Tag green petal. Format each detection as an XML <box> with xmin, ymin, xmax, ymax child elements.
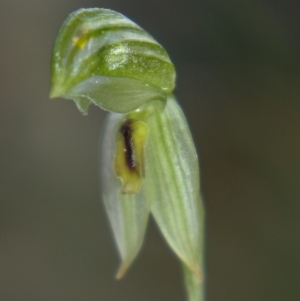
<box><xmin>101</xmin><ymin>112</ymin><xmax>151</xmax><ymax>278</ymax></box>
<box><xmin>59</xmin><ymin>75</ymin><xmax>166</xmax><ymax>115</ymax></box>
<box><xmin>146</xmin><ymin>96</ymin><xmax>205</xmax><ymax>279</ymax></box>
<box><xmin>50</xmin><ymin>8</ymin><xmax>175</xmax><ymax>114</ymax></box>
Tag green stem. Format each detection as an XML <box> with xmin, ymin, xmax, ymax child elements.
<box><xmin>182</xmin><ymin>262</ymin><xmax>205</xmax><ymax>301</ymax></box>
<box><xmin>182</xmin><ymin>212</ymin><xmax>205</xmax><ymax>301</ymax></box>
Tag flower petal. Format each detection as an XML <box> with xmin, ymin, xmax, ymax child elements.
<box><xmin>60</xmin><ymin>75</ymin><xmax>166</xmax><ymax>115</ymax></box>
<box><xmin>50</xmin><ymin>8</ymin><xmax>175</xmax><ymax>114</ymax></box>
<box><xmin>101</xmin><ymin>112</ymin><xmax>151</xmax><ymax>278</ymax></box>
<box><xmin>146</xmin><ymin>96</ymin><xmax>205</xmax><ymax>278</ymax></box>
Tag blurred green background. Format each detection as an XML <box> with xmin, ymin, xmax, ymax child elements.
<box><xmin>1</xmin><ymin>0</ymin><xmax>300</xmax><ymax>300</ymax></box>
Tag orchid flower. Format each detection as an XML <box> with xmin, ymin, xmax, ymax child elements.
<box><xmin>50</xmin><ymin>8</ymin><xmax>205</xmax><ymax>301</ymax></box>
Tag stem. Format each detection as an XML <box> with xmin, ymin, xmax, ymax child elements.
<box><xmin>182</xmin><ymin>262</ymin><xmax>205</xmax><ymax>301</ymax></box>
<box><xmin>182</xmin><ymin>210</ymin><xmax>205</xmax><ymax>301</ymax></box>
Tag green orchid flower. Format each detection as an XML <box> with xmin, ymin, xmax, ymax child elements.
<box><xmin>50</xmin><ymin>8</ymin><xmax>205</xmax><ymax>301</ymax></box>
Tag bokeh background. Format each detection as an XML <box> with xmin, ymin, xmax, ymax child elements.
<box><xmin>1</xmin><ymin>0</ymin><xmax>300</xmax><ymax>300</ymax></box>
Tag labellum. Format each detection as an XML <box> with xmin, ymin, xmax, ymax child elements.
<box><xmin>114</xmin><ymin>118</ymin><xmax>149</xmax><ymax>194</ymax></box>
<box><xmin>50</xmin><ymin>8</ymin><xmax>205</xmax><ymax>301</ymax></box>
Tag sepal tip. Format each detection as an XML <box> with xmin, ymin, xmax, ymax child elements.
<box><xmin>115</xmin><ymin>262</ymin><xmax>130</xmax><ymax>280</ymax></box>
